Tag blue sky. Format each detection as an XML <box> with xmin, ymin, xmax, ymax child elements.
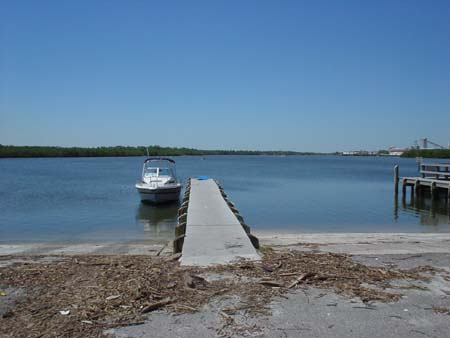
<box><xmin>1</xmin><ymin>0</ymin><xmax>449</xmax><ymax>152</ymax></box>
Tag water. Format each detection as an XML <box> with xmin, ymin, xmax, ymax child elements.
<box><xmin>0</xmin><ymin>156</ymin><xmax>449</xmax><ymax>243</ymax></box>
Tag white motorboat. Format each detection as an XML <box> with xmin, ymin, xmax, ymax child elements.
<box><xmin>135</xmin><ymin>158</ymin><xmax>182</xmax><ymax>204</ymax></box>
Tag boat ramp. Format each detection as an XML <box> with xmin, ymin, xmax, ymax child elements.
<box><xmin>174</xmin><ymin>178</ymin><xmax>260</xmax><ymax>266</ymax></box>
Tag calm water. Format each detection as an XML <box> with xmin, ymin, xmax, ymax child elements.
<box><xmin>0</xmin><ymin>156</ymin><xmax>449</xmax><ymax>243</ymax></box>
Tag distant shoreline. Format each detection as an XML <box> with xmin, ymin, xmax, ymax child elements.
<box><xmin>401</xmin><ymin>149</ymin><xmax>450</xmax><ymax>159</ymax></box>
<box><xmin>0</xmin><ymin>145</ymin><xmax>324</xmax><ymax>158</ymax></box>
<box><xmin>3</xmin><ymin>145</ymin><xmax>448</xmax><ymax>159</ymax></box>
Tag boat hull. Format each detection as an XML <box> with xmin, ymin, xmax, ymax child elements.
<box><xmin>136</xmin><ymin>184</ymin><xmax>182</xmax><ymax>204</ymax></box>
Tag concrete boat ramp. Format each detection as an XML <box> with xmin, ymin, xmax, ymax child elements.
<box><xmin>176</xmin><ymin>178</ymin><xmax>260</xmax><ymax>266</ymax></box>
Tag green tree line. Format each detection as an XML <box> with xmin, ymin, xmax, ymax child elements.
<box><xmin>401</xmin><ymin>149</ymin><xmax>450</xmax><ymax>159</ymax></box>
<box><xmin>0</xmin><ymin>145</ymin><xmax>318</xmax><ymax>158</ymax></box>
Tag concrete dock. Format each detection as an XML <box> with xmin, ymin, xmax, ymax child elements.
<box><xmin>179</xmin><ymin>178</ymin><xmax>260</xmax><ymax>266</ymax></box>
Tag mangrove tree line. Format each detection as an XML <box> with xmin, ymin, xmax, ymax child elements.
<box><xmin>0</xmin><ymin>145</ymin><xmax>317</xmax><ymax>158</ymax></box>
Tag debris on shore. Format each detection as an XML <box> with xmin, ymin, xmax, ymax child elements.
<box><xmin>0</xmin><ymin>250</ymin><xmax>445</xmax><ymax>337</ymax></box>
<box><xmin>433</xmin><ymin>306</ymin><xmax>450</xmax><ymax>315</ymax></box>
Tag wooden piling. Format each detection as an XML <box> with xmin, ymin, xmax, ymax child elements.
<box><xmin>431</xmin><ymin>182</ymin><xmax>436</xmax><ymax>199</ymax></box>
<box><xmin>393</xmin><ymin>195</ymin><xmax>398</xmax><ymax>220</ymax></box>
<box><xmin>394</xmin><ymin>165</ymin><xmax>399</xmax><ymax>197</ymax></box>
<box><xmin>414</xmin><ymin>180</ymin><xmax>420</xmax><ymax>195</ymax></box>
<box><xmin>173</xmin><ymin>234</ymin><xmax>185</xmax><ymax>253</ymax></box>
<box><xmin>175</xmin><ymin>222</ymin><xmax>186</xmax><ymax>237</ymax></box>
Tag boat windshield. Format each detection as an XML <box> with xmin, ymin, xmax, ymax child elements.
<box><xmin>142</xmin><ymin>159</ymin><xmax>177</xmax><ymax>181</ymax></box>
<box><xmin>143</xmin><ymin>167</ymin><xmax>158</xmax><ymax>177</ymax></box>
<box><xmin>158</xmin><ymin>168</ymin><xmax>172</xmax><ymax>177</ymax></box>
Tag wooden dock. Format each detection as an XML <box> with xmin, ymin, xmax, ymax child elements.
<box><xmin>174</xmin><ymin>178</ymin><xmax>260</xmax><ymax>266</ymax></box>
<box><xmin>419</xmin><ymin>162</ymin><xmax>450</xmax><ymax>180</ymax></box>
<box><xmin>395</xmin><ymin>163</ymin><xmax>450</xmax><ymax>201</ymax></box>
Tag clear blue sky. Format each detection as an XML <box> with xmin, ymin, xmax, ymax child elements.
<box><xmin>1</xmin><ymin>0</ymin><xmax>449</xmax><ymax>152</ymax></box>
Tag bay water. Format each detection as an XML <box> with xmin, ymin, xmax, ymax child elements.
<box><xmin>0</xmin><ymin>155</ymin><xmax>449</xmax><ymax>243</ymax></box>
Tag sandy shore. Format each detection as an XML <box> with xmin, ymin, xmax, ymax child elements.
<box><xmin>256</xmin><ymin>232</ymin><xmax>450</xmax><ymax>254</ymax></box>
<box><xmin>1</xmin><ymin>233</ymin><xmax>450</xmax><ymax>258</ymax></box>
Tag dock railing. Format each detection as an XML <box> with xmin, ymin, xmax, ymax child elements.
<box><xmin>420</xmin><ymin>163</ymin><xmax>450</xmax><ymax>180</ymax></box>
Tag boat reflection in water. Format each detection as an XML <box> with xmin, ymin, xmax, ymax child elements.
<box><xmin>394</xmin><ymin>192</ymin><xmax>450</xmax><ymax>230</ymax></box>
<box><xmin>135</xmin><ymin>201</ymin><xmax>179</xmax><ymax>241</ymax></box>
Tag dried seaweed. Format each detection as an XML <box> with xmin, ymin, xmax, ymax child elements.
<box><xmin>0</xmin><ymin>250</ymin><xmax>443</xmax><ymax>338</ymax></box>
<box><xmin>433</xmin><ymin>306</ymin><xmax>450</xmax><ymax>315</ymax></box>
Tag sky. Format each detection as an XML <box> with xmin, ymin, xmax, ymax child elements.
<box><xmin>1</xmin><ymin>0</ymin><xmax>449</xmax><ymax>152</ymax></box>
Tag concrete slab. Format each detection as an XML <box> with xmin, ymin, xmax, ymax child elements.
<box><xmin>181</xmin><ymin>225</ymin><xmax>260</xmax><ymax>266</ymax></box>
<box><xmin>180</xmin><ymin>179</ymin><xmax>259</xmax><ymax>266</ymax></box>
<box><xmin>187</xmin><ymin>179</ymin><xmax>240</xmax><ymax>226</ymax></box>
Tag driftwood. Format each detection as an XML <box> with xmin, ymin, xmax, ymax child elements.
<box><xmin>141</xmin><ymin>298</ymin><xmax>172</xmax><ymax>314</ymax></box>
<box><xmin>259</xmin><ymin>280</ymin><xmax>284</xmax><ymax>287</ymax></box>
<box><xmin>288</xmin><ymin>272</ymin><xmax>315</xmax><ymax>288</ymax></box>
